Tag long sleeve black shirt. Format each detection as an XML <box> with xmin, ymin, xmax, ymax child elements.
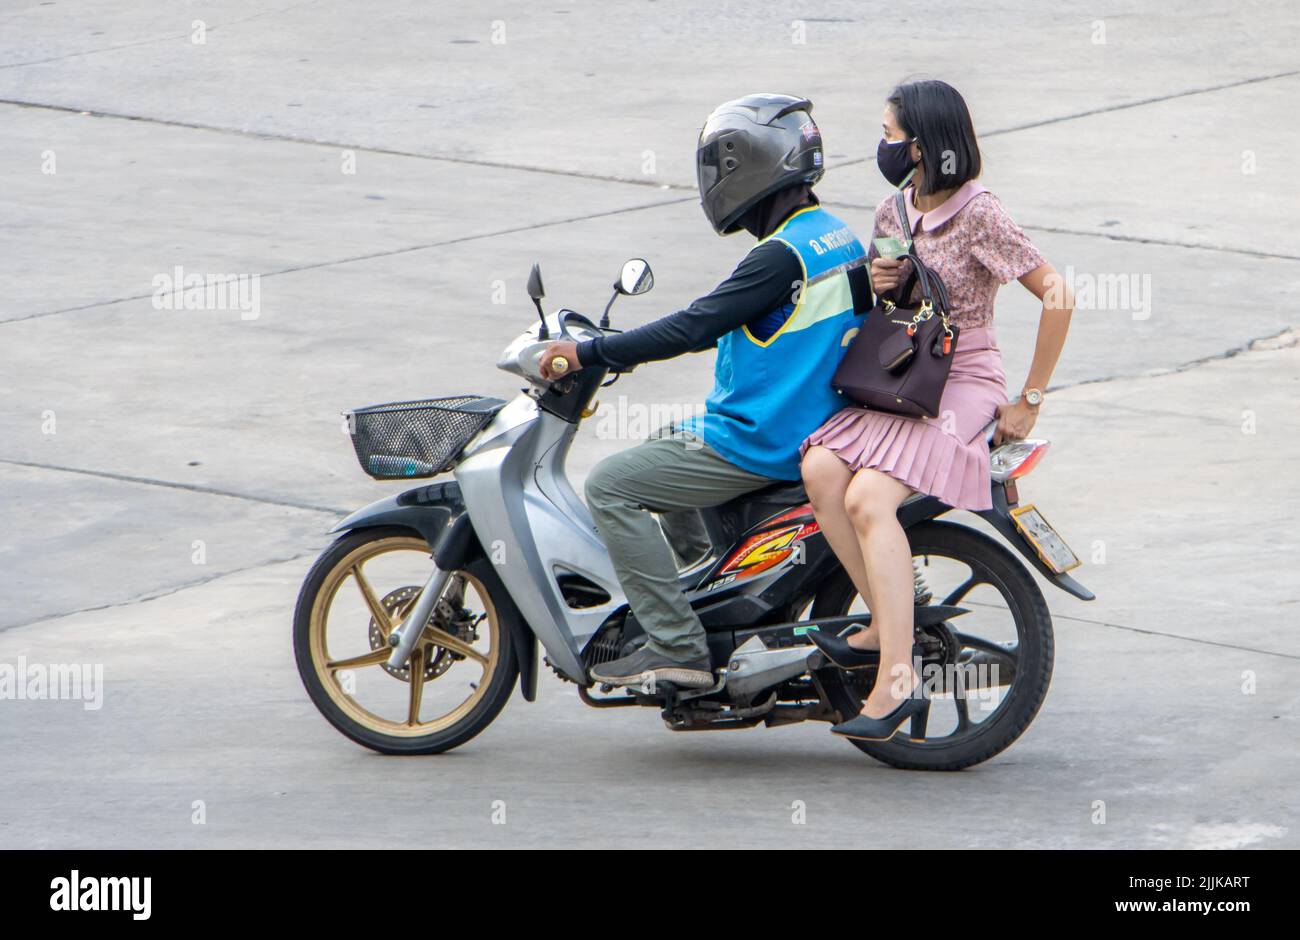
<box><xmin>575</xmin><ymin>240</ymin><xmax>804</xmax><ymax>371</ymax></box>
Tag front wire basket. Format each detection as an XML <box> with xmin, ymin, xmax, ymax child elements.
<box><xmin>345</xmin><ymin>395</ymin><xmax>505</xmax><ymax>480</ymax></box>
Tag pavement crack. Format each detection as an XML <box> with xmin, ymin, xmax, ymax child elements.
<box><xmin>0</xmin><ymin>97</ymin><xmax>694</xmax><ymax>192</ymax></box>
<box><xmin>820</xmin><ymin>201</ymin><xmax>1300</xmax><ymax>263</ymax></box>
<box><xmin>0</xmin><ymin>548</ymin><xmax>321</xmax><ymax>633</ymax></box>
<box><xmin>828</xmin><ymin>67</ymin><xmax>1300</xmax><ymax>171</ymax></box>
<box><xmin>1046</xmin><ymin>326</ymin><xmax>1299</xmax><ymax>394</ymax></box>
<box><xmin>981</xmin><ymin>68</ymin><xmax>1300</xmax><ymax>137</ymax></box>
<box><xmin>1</xmin><ymin>194</ymin><xmax>696</xmax><ymax>324</ymax></box>
<box><xmin>0</xmin><ymin>458</ymin><xmax>348</xmax><ymax>516</ymax></box>
<box><xmin>1016</xmin><ymin>224</ymin><xmax>1300</xmax><ymax>263</ymax></box>
<box><xmin>1055</xmin><ymin>612</ymin><xmax>1300</xmax><ymax>661</ymax></box>
<box><xmin>10</xmin><ymin>66</ymin><xmax>1294</xmax><ymax>195</ymax></box>
<box><xmin>0</xmin><ymin>1</ymin><xmax>320</xmax><ymax>71</ymax></box>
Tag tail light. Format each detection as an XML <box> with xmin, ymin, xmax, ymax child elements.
<box><xmin>990</xmin><ymin>439</ymin><xmax>1050</xmax><ymax>482</ymax></box>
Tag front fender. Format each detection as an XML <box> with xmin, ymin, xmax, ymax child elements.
<box><xmin>330</xmin><ymin>480</ymin><xmax>465</xmax><ymax>551</ymax></box>
<box><xmin>329</xmin><ymin>479</ymin><xmax>540</xmax><ymax>701</ymax></box>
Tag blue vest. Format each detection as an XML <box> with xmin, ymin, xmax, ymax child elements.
<box><xmin>681</xmin><ymin>206</ymin><xmax>868</xmax><ymax>480</ymax></box>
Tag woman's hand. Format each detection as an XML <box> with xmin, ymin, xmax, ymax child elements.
<box><xmin>870</xmin><ymin>257</ymin><xmax>905</xmax><ymax>293</ymax></box>
<box><xmin>994</xmin><ymin>399</ymin><xmax>1038</xmax><ymax>444</ymax></box>
<box><xmin>539</xmin><ymin>340</ymin><xmax>581</xmax><ymax>380</ymax></box>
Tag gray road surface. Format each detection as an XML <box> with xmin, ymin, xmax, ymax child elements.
<box><xmin>0</xmin><ymin>1</ymin><xmax>1297</xmax><ymax>848</ymax></box>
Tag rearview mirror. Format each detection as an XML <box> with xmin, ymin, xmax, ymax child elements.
<box><xmin>526</xmin><ymin>263</ymin><xmax>549</xmax><ymax>338</ymax></box>
<box><xmin>616</xmin><ymin>258</ymin><xmax>653</xmax><ymax>296</ymax></box>
<box><xmin>527</xmin><ymin>263</ymin><xmax>545</xmax><ymax>302</ymax></box>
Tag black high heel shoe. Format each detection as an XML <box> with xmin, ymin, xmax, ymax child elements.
<box><xmin>830</xmin><ymin>690</ymin><xmax>929</xmax><ymax>742</ymax></box>
<box><xmin>808</xmin><ymin>606</ymin><xmax>970</xmax><ymax>671</ymax></box>
<box><xmin>806</xmin><ymin>624</ymin><xmax>879</xmax><ymax>670</ymax></box>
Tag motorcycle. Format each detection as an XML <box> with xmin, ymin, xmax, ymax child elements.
<box><xmin>293</xmin><ymin>258</ymin><xmax>1093</xmax><ymax>770</ymax></box>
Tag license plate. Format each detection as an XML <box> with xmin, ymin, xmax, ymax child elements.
<box><xmin>1010</xmin><ymin>504</ymin><xmax>1080</xmax><ymax>574</ymax></box>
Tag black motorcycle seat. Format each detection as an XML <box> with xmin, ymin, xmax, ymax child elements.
<box><xmin>733</xmin><ymin>479</ymin><xmax>927</xmax><ymax>512</ymax></box>
<box><xmin>743</xmin><ymin>480</ymin><xmax>809</xmax><ymax>507</ymax></box>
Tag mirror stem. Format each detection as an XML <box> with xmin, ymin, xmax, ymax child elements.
<box><xmin>600</xmin><ymin>288</ymin><xmax>618</xmax><ymax>329</ymax></box>
<box><xmin>533</xmin><ymin>298</ymin><xmax>549</xmax><ymax>339</ymax></box>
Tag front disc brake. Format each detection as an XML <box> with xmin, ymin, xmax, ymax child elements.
<box><xmin>367</xmin><ymin>586</ymin><xmax>455</xmax><ymax>683</ymax></box>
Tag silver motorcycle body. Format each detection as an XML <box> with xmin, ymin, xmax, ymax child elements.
<box><xmin>453</xmin><ymin>310</ymin><xmax>627</xmax><ymax>682</ymax></box>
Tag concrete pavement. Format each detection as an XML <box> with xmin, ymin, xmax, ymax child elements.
<box><xmin>1</xmin><ymin>0</ymin><xmax>1297</xmax><ymax>848</ymax></box>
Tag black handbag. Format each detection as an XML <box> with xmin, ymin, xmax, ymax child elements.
<box><xmin>831</xmin><ymin>190</ymin><xmax>959</xmax><ymax>419</ymax></box>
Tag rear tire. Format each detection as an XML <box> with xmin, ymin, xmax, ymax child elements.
<box><xmin>814</xmin><ymin>521</ymin><xmax>1054</xmax><ymax>771</ymax></box>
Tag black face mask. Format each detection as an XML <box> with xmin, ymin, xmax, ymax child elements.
<box><xmin>876</xmin><ymin>137</ymin><xmax>917</xmax><ymax>188</ymax></box>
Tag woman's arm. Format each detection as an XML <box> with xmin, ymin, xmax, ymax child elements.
<box><xmin>994</xmin><ymin>261</ymin><xmax>1073</xmax><ymax>444</ymax></box>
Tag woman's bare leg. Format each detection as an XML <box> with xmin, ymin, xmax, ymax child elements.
<box><xmin>800</xmin><ymin>446</ymin><xmax>879</xmax><ymax>650</ymax></box>
<box><xmin>844</xmin><ymin>468</ymin><xmax>919</xmax><ymax>718</ymax></box>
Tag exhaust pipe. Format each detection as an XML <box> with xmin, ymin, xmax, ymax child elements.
<box><xmin>724</xmin><ymin>635</ymin><xmax>824</xmax><ymax>703</ymax></box>
<box><xmin>719</xmin><ymin>605</ymin><xmax>970</xmax><ymax>703</ymax></box>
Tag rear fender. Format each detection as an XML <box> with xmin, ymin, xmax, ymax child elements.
<box><xmin>898</xmin><ymin>488</ymin><xmax>1093</xmax><ymax>601</ymax></box>
<box><xmin>976</xmin><ymin>486</ymin><xmax>1094</xmax><ymax>601</ymax></box>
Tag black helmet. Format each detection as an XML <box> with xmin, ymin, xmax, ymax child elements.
<box><xmin>696</xmin><ymin>93</ymin><xmax>825</xmax><ymax>235</ymax></box>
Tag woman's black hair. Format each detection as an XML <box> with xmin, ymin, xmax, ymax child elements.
<box><xmin>887</xmin><ymin>80</ymin><xmax>981</xmax><ymax>196</ymax></box>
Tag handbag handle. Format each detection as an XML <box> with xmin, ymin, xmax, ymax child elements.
<box><xmin>889</xmin><ymin>190</ymin><xmax>937</xmax><ymax>309</ymax></box>
<box><xmin>890</xmin><ymin>190</ymin><xmax>952</xmax><ymax>331</ymax></box>
<box><xmin>890</xmin><ymin>190</ymin><xmax>919</xmax><ymax>304</ymax></box>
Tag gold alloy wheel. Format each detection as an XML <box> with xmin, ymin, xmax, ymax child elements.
<box><xmin>308</xmin><ymin>534</ymin><xmax>501</xmax><ymax>737</ymax></box>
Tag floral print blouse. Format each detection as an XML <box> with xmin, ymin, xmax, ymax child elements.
<box><xmin>870</xmin><ymin>181</ymin><xmax>1046</xmax><ymax>330</ymax></box>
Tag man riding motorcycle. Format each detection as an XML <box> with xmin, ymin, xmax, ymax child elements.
<box><xmin>540</xmin><ymin>93</ymin><xmax>871</xmax><ymax>690</ymax></box>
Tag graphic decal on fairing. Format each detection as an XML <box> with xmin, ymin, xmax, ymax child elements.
<box><xmin>715</xmin><ymin>506</ymin><xmax>821</xmax><ymax>580</ymax></box>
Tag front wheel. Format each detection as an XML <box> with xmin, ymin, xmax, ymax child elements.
<box><xmin>293</xmin><ymin>526</ymin><xmax>519</xmax><ymax>754</ymax></box>
<box><xmin>814</xmin><ymin>520</ymin><xmax>1054</xmax><ymax>771</ymax></box>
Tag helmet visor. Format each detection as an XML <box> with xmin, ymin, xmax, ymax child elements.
<box><xmin>697</xmin><ymin>139</ymin><xmax>721</xmax><ymax>195</ymax></box>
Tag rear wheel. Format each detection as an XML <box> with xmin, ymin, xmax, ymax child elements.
<box><xmin>293</xmin><ymin>527</ymin><xmax>519</xmax><ymax>754</ymax></box>
<box><xmin>813</xmin><ymin>520</ymin><xmax>1053</xmax><ymax>771</ymax></box>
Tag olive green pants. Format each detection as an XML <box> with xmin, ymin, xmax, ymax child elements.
<box><xmin>583</xmin><ymin>429</ymin><xmax>773</xmax><ymax>661</ymax></box>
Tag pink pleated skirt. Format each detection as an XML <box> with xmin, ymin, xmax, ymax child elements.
<box><xmin>801</xmin><ymin>327</ymin><xmax>1006</xmax><ymax>511</ymax></box>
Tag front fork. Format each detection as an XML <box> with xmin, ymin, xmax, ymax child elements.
<box><xmin>385</xmin><ymin>567</ymin><xmax>454</xmax><ymax>668</ymax></box>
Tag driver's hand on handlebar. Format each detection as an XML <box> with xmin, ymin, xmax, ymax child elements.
<box><xmin>539</xmin><ymin>340</ymin><xmax>581</xmax><ymax>381</ymax></box>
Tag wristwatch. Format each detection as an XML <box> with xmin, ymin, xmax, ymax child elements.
<box><xmin>1023</xmin><ymin>387</ymin><xmax>1044</xmax><ymax>408</ymax></box>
